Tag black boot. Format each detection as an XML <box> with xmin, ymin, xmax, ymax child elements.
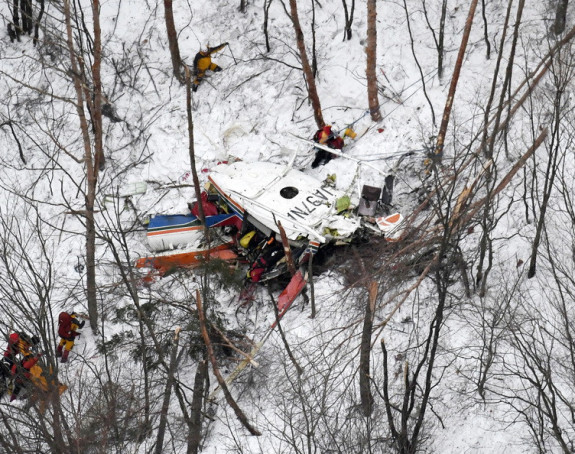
<box><xmin>311</xmin><ymin>149</ymin><xmax>327</xmax><ymax>168</ymax></box>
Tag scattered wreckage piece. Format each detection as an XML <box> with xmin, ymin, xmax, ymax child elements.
<box><xmin>135</xmin><ymin>212</ymin><xmax>240</xmax><ymax>280</ymax></box>
<box><xmin>135</xmin><ymin>244</ymin><xmax>238</xmax><ymax>281</ymax></box>
<box><xmin>375</xmin><ymin>212</ymin><xmax>405</xmax><ymax>241</ymax></box>
<box><xmin>274</xmin><ymin>270</ymin><xmax>308</xmax><ymax>323</ymax></box>
<box><xmin>145</xmin><ymin>212</ymin><xmax>240</xmax><ymax>252</ymax></box>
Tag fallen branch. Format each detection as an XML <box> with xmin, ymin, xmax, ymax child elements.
<box><xmin>196</xmin><ymin>289</ymin><xmax>261</xmax><ymax>436</ymax></box>
<box><xmin>210</xmin><ymin>323</ymin><xmax>259</xmax><ymax>367</ymax></box>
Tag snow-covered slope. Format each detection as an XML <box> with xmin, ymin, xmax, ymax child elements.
<box><xmin>1</xmin><ymin>0</ymin><xmax>573</xmax><ymax>453</ymax></box>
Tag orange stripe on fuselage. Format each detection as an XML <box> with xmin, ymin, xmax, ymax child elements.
<box><xmin>147</xmin><ymin>226</ymin><xmax>202</xmax><ymax>236</ymax></box>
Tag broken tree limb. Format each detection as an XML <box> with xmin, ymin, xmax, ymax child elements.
<box><xmin>375</xmin><ymin>130</ymin><xmax>547</xmax><ymax>332</ymax></box>
<box><xmin>196</xmin><ymin>289</ymin><xmax>261</xmax><ymax>436</ymax></box>
<box><xmin>374</xmin><ymin>256</ymin><xmax>437</xmax><ymax>334</ymax></box>
<box><xmin>433</xmin><ymin>0</ymin><xmax>479</xmax><ymax>160</ymax></box>
<box><xmin>277</xmin><ymin>221</ymin><xmax>297</xmax><ymax>277</ymax></box>
<box><xmin>208</xmin><ymin>330</ymin><xmax>272</xmax><ymax>400</ymax></box>
<box><xmin>210</xmin><ymin>324</ymin><xmax>260</xmax><ymax>367</ymax></box>
<box><xmin>458</xmin><ymin>129</ymin><xmax>548</xmax><ymax>227</ymax></box>
<box><xmin>269</xmin><ymin>286</ymin><xmax>303</xmax><ymax>376</ymax></box>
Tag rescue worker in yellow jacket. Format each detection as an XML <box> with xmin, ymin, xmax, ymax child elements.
<box><xmin>192</xmin><ymin>42</ymin><xmax>228</xmax><ymax>91</ymax></box>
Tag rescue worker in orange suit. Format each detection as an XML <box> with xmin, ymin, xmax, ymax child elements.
<box><xmin>10</xmin><ymin>353</ymin><xmax>41</xmax><ymax>402</ymax></box>
<box><xmin>311</xmin><ymin>125</ymin><xmax>357</xmax><ymax>168</ymax></box>
<box><xmin>192</xmin><ymin>42</ymin><xmax>228</xmax><ymax>92</ymax></box>
<box><xmin>3</xmin><ymin>332</ymin><xmax>38</xmax><ymax>367</ymax></box>
<box><xmin>57</xmin><ymin>312</ymin><xmax>85</xmax><ymax>363</ymax></box>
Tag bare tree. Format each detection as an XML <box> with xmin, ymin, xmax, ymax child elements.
<box><xmin>164</xmin><ymin>0</ymin><xmax>185</xmax><ymax>83</ymax></box>
<box><xmin>62</xmin><ymin>0</ymin><xmax>104</xmax><ymax>332</ymax></box>
<box><xmin>359</xmin><ymin>281</ymin><xmax>377</xmax><ymax>416</ymax></box>
<box><xmin>341</xmin><ymin>0</ymin><xmax>355</xmax><ymax>41</ymax></box>
<box><xmin>154</xmin><ymin>327</ymin><xmax>182</xmax><ymax>454</ymax></box>
<box><xmin>432</xmin><ymin>0</ymin><xmax>479</xmax><ymax>162</ymax></box>
<box><xmin>288</xmin><ymin>0</ymin><xmax>325</xmax><ymax>128</ymax></box>
<box><xmin>421</xmin><ymin>0</ymin><xmax>449</xmax><ymax>79</ymax></box>
<box><xmin>553</xmin><ymin>0</ymin><xmax>569</xmax><ymax>34</ymax></box>
<box><xmin>239</xmin><ymin>0</ymin><xmax>248</xmax><ymax>13</ymax></box>
<box><xmin>263</xmin><ymin>0</ymin><xmax>274</xmax><ymax>52</ymax></box>
<box><xmin>527</xmin><ymin>43</ymin><xmax>575</xmax><ymax>278</ymax></box>
<box><xmin>366</xmin><ymin>0</ymin><xmax>382</xmax><ymax>122</ymax></box>
<box><xmin>402</xmin><ymin>0</ymin><xmax>436</xmax><ymax>125</ymax></box>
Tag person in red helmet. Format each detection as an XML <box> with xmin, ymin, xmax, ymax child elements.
<box><xmin>4</xmin><ymin>333</ymin><xmax>21</xmax><ymax>369</ymax></box>
<box><xmin>311</xmin><ymin>125</ymin><xmax>357</xmax><ymax>168</ymax></box>
<box><xmin>311</xmin><ymin>125</ymin><xmax>345</xmax><ymax>168</ymax></box>
<box><xmin>57</xmin><ymin>312</ymin><xmax>85</xmax><ymax>363</ymax></box>
<box><xmin>4</xmin><ymin>332</ymin><xmax>38</xmax><ymax>367</ymax></box>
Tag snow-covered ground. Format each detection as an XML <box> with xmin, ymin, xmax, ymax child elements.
<box><xmin>1</xmin><ymin>0</ymin><xmax>574</xmax><ymax>452</ymax></box>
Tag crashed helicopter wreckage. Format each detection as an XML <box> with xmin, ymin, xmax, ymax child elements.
<box><xmin>134</xmin><ymin>159</ymin><xmax>406</xmax><ymax>308</ymax></box>
<box><xmin>136</xmin><ymin>159</ymin><xmax>405</xmax><ymax>279</ymax></box>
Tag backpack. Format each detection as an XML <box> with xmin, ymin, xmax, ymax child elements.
<box><xmin>58</xmin><ymin>312</ymin><xmax>73</xmax><ymax>339</ymax></box>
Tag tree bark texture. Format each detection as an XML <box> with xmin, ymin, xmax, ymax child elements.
<box><xmin>553</xmin><ymin>0</ymin><xmax>569</xmax><ymax>35</ymax></box>
<box><xmin>288</xmin><ymin>0</ymin><xmax>325</xmax><ymax>128</ymax></box>
<box><xmin>359</xmin><ymin>281</ymin><xmax>377</xmax><ymax>416</ymax></box>
<box><xmin>63</xmin><ymin>0</ymin><xmax>99</xmax><ymax>333</ymax></box>
<box><xmin>185</xmin><ymin>67</ymin><xmax>208</xmax><ymax>236</ymax></box>
<box><xmin>188</xmin><ymin>360</ymin><xmax>208</xmax><ymax>454</ymax></box>
<box><xmin>366</xmin><ymin>0</ymin><xmax>382</xmax><ymax>122</ymax></box>
<box><xmin>434</xmin><ymin>0</ymin><xmax>479</xmax><ymax>160</ymax></box>
<box><xmin>155</xmin><ymin>327</ymin><xmax>182</xmax><ymax>454</ymax></box>
<box><xmin>164</xmin><ymin>0</ymin><xmax>184</xmax><ymax>83</ymax></box>
<box><xmin>341</xmin><ymin>0</ymin><xmax>355</xmax><ymax>41</ymax></box>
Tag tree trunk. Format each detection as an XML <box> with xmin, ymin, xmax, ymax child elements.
<box><xmin>155</xmin><ymin>327</ymin><xmax>182</xmax><ymax>454</ymax></box>
<box><xmin>63</xmin><ymin>0</ymin><xmax>99</xmax><ymax>333</ymax></box>
<box><xmin>528</xmin><ymin>92</ymin><xmax>562</xmax><ymax>278</ymax></box>
<box><xmin>341</xmin><ymin>0</ymin><xmax>355</xmax><ymax>41</ymax></box>
<box><xmin>310</xmin><ymin>0</ymin><xmax>318</xmax><ymax>77</ymax></box>
<box><xmin>288</xmin><ymin>0</ymin><xmax>324</xmax><ymax>128</ymax></box>
<box><xmin>480</xmin><ymin>0</ymin><xmax>490</xmax><ymax>59</ymax></box>
<box><xmin>359</xmin><ymin>281</ymin><xmax>377</xmax><ymax>416</ymax></box>
<box><xmin>366</xmin><ymin>0</ymin><xmax>382</xmax><ymax>122</ymax></box>
<box><xmin>188</xmin><ymin>360</ymin><xmax>208</xmax><ymax>454</ymax></box>
<box><xmin>553</xmin><ymin>0</ymin><xmax>569</xmax><ymax>35</ymax></box>
<box><xmin>12</xmin><ymin>0</ymin><xmax>20</xmax><ymax>30</ymax></box>
<box><xmin>308</xmin><ymin>252</ymin><xmax>316</xmax><ymax>318</ymax></box>
<box><xmin>185</xmin><ymin>67</ymin><xmax>208</xmax><ymax>237</ymax></box>
<box><xmin>263</xmin><ymin>0</ymin><xmax>273</xmax><ymax>52</ymax></box>
<box><xmin>91</xmin><ymin>0</ymin><xmax>105</xmax><ymax>172</ymax></box>
<box><xmin>433</xmin><ymin>0</ymin><xmax>478</xmax><ymax>161</ymax></box>
<box><xmin>438</xmin><ymin>0</ymin><xmax>447</xmax><ymax>79</ymax></box>
<box><xmin>33</xmin><ymin>0</ymin><xmax>45</xmax><ymax>46</ymax></box>
<box><xmin>164</xmin><ymin>0</ymin><xmax>184</xmax><ymax>83</ymax></box>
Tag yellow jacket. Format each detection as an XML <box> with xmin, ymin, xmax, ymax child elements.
<box><xmin>193</xmin><ymin>43</ymin><xmax>227</xmax><ymax>75</ymax></box>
